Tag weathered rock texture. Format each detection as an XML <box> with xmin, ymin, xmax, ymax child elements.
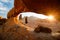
<box><xmin>34</xmin><ymin>26</ymin><xmax>52</xmax><ymax>33</ymax></box>
<box><xmin>7</xmin><ymin>0</ymin><xmax>60</xmax><ymax>20</ymax></box>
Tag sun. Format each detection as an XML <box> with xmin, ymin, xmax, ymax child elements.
<box><xmin>48</xmin><ymin>15</ymin><xmax>54</xmax><ymax>21</ymax></box>
<box><xmin>18</xmin><ymin>12</ymin><xmax>55</xmax><ymax>21</ymax></box>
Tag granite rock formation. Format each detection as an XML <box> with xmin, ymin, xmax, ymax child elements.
<box><xmin>7</xmin><ymin>0</ymin><xmax>60</xmax><ymax>20</ymax></box>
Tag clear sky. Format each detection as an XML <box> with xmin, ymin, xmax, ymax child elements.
<box><xmin>0</xmin><ymin>0</ymin><xmax>14</xmax><ymax>18</ymax></box>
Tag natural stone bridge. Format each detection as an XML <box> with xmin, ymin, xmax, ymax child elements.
<box><xmin>7</xmin><ymin>0</ymin><xmax>60</xmax><ymax>20</ymax></box>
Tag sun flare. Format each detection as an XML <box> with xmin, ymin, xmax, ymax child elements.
<box><xmin>18</xmin><ymin>12</ymin><xmax>55</xmax><ymax>21</ymax></box>
<box><xmin>48</xmin><ymin>15</ymin><xmax>55</xmax><ymax>21</ymax></box>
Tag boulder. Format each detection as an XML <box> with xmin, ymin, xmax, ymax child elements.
<box><xmin>34</xmin><ymin>26</ymin><xmax>52</xmax><ymax>33</ymax></box>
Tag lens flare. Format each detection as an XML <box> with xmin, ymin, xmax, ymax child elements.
<box><xmin>48</xmin><ymin>15</ymin><xmax>54</xmax><ymax>21</ymax></box>
<box><xmin>18</xmin><ymin>12</ymin><xmax>55</xmax><ymax>21</ymax></box>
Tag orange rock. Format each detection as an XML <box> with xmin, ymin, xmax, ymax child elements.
<box><xmin>7</xmin><ymin>0</ymin><xmax>60</xmax><ymax>20</ymax></box>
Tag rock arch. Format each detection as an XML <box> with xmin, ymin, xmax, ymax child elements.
<box><xmin>7</xmin><ymin>0</ymin><xmax>60</xmax><ymax>20</ymax></box>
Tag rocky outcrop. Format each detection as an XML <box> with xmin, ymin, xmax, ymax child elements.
<box><xmin>0</xmin><ymin>18</ymin><xmax>7</xmax><ymax>25</ymax></box>
<box><xmin>0</xmin><ymin>18</ymin><xmax>60</xmax><ymax>40</ymax></box>
<box><xmin>7</xmin><ymin>0</ymin><xmax>60</xmax><ymax>20</ymax></box>
<box><xmin>34</xmin><ymin>26</ymin><xmax>52</xmax><ymax>33</ymax></box>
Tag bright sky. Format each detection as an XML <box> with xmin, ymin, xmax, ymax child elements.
<box><xmin>19</xmin><ymin>12</ymin><xmax>48</xmax><ymax>19</ymax></box>
<box><xmin>0</xmin><ymin>0</ymin><xmax>14</xmax><ymax>18</ymax></box>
